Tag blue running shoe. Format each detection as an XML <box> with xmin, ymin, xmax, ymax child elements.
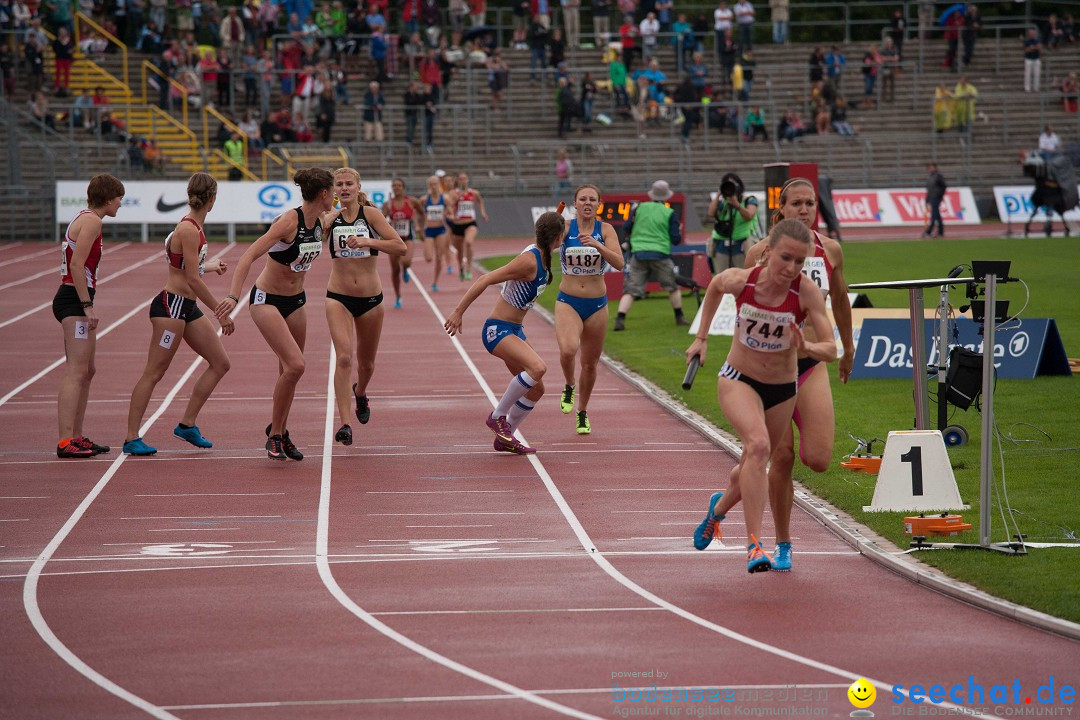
<box><xmin>747</xmin><ymin>535</ymin><xmax>773</xmax><ymax>574</ymax></box>
<box><xmin>692</xmin><ymin>491</ymin><xmax>725</xmax><ymax>550</ymax></box>
<box><xmin>394</xmin><ymin>297</ymin><xmax>402</xmax><ymax>309</ymax></box>
<box><xmin>403</xmin><ymin>268</ymin><xmax>410</xmax><ymax>283</ymax></box>
<box><xmin>431</xmin><ymin>283</ymin><xmax>439</xmax><ymax>292</ymax></box>
<box><xmin>772</xmin><ymin>542</ymin><xmax>792</xmax><ymax>572</ymax></box>
<box><xmin>174</xmin><ymin>424</ymin><xmax>212</xmax><ymax>448</ymax></box>
<box><xmin>447</xmin><ymin>265</ymin><xmax>454</xmax><ymax>275</ymax></box>
<box><xmin>123</xmin><ymin>437</ymin><xmax>157</xmax><ymax>456</ymax></box>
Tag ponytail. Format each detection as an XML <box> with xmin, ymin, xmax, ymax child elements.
<box><xmin>534</xmin><ymin>211</ymin><xmax>565</xmax><ymax>277</ymax></box>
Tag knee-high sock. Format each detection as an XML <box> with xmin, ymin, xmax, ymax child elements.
<box><xmin>507</xmin><ymin>397</ymin><xmax>536</xmax><ymax>431</ymax></box>
<box><xmin>494</xmin><ymin>371</ymin><xmax>537</xmax><ymax>418</ymax></box>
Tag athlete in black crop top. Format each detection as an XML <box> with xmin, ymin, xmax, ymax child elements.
<box><xmin>216</xmin><ymin>167</ymin><xmax>336</xmax><ymax>460</ymax></box>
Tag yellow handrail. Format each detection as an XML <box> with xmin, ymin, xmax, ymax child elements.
<box><xmin>141</xmin><ymin>60</ymin><xmax>188</xmax><ymax>127</ymax></box>
<box><xmin>262</xmin><ymin>149</ymin><xmax>285</xmax><ymax>180</ymax></box>
<box><xmin>74</xmin><ymin>12</ymin><xmax>128</xmax><ymax>90</ymax></box>
<box><xmin>212</xmin><ymin>149</ymin><xmax>260</xmax><ymax>182</ymax></box>
<box><xmin>278</xmin><ymin>147</ymin><xmax>348</xmax><ymax>177</ymax></box>
<box><xmin>203</xmin><ymin>105</ymin><xmax>248</xmax><ymax>169</ymax></box>
<box><xmin>149</xmin><ymin>104</ymin><xmax>199</xmax><ymax>144</ymax></box>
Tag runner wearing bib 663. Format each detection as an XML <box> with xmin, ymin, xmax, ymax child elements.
<box><xmin>325</xmin><ymin>167</ymin><xmax>407</xmax><ymax>446</ymax></box>
<box><xmin>216</xmin><ymin>168</ymin><xmax>335</xmax><ymax>461</ymax></box>
<box><xmin>684</xmin><ymin>219</ymin><xmax>836</xmax><ymax>574</ymax></box>
<box><xmin>52</xmin><ymin>173</ymin><xmax>125</xmax><ymax>459</ymax></box>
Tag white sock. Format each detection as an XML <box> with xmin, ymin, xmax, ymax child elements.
<box><xmin>507</xmin><ymin>397</ymin><xmax>536</xmax><ymax>431</ymax></box>
<box><xmin>494</xmin><ymin>371</ymin><xmax>537</xmax><ymax>418</ymax></box>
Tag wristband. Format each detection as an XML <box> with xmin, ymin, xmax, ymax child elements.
<box><xmin>227</xmin><ymin>294</ymin><xmax>239</xmax><ymax>303</ymax></box>
<box><xmin>81</xmin><ymin>300</ymin><xmax>94</xmax><ymax>308</ymax></box>
<box><xmin>695</xmin><ymin>336</ymin><xmax>707</xmax><ymax>342</ymax></box>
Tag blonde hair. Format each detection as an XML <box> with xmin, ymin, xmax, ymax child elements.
<box><xmin>332</xmin><ymin>167</ymin><xmax>369</xmax><ymax>206</ymax></box>
<box><xmin>767</xmin><ymin>218</ymin><xmax>813</xmax><ymax>248</ymax></box>
<box><xmin>772</xmin><ymin>177</ymin><xmax>816</xmax><ymax>225</ymax></box>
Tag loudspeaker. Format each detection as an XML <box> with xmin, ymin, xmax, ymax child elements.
<box><xmin>946</xmin><ymin>346</ymin><xmax>983</xmax><ymax>410</ymax></box>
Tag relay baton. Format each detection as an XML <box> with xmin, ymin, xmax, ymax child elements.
<box><xmin>556</xmin><ymin>201</ymin><xmax>565</xmax><ymax>214</ymax></box>
<box><xmin>682</xmin><ymin>354</ymin><xmax>701</xmax><ymax>390</ymax></box>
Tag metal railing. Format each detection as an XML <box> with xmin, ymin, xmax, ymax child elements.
<box><xmin>141</xmin><ymin>60</ymin><xmax>189</xmax><ymax>128</ymax></box>
<box><xmin>73</xmin><ymin>12</ymin><xmax>129</xmax><ymax>90</ymax></box>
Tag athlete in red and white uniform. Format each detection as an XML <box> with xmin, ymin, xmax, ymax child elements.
<box><xmin>445</xmin><ymin>171</ymin><xmax>488</xmax><ymax>281</ymax></box>
<box><xmin>686</xmin><ymin>218</ymin><xmax>836</xmax><ymax>573</ymax></box>
<box><xmin>702</xmin><ymin>178</ymin><xmax>855</xmax><ymax>573</ymax></box>
<box><xmin>123</xmin><ymin>173</ymin><xmax>233</xmax><ymax>457</ymax></box>
<box><xmin>52</xmin><ymin>173</ymin><xmax>125</xmax><ymax>459</ymax></box>
<box><xmin>382</xmin><ymin>178</ymin><xmax>425</xmax><ymax>308</ymax></box>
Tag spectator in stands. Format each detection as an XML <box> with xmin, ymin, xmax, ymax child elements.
<box><xmin>673</xmin><ymin>76</ymin><xmax>699</xmax><ymax>140</ymax></box>
<box><xmin>53</xmin><ymin>26</ymin><xmax>75</xmax><ymax>97</ymax></box>
<box><xmin>1022</xmin><ymin>28</ymin><xmax>1042</xmax><ymax>93</ymax></box>
<box><xmin>672</xmin><ymin>14</ymin><xmax>695</xmax><ymax>72</ymax></box>
<box><xmin>953</xmin><ymin>75</ymin><xmax>977</xmax><ymax>131</ymax></box>
<box><xmin>825</xmin><ymin>44</ymin><xmax>845</xmax><ymax>93</ymax></box>
<box><xmin>631</xmin><ymin>74</ymin><xmax>650</xmax><ymax>138</ymax></box>
<box><xmin>807</xmin><ymin>45</ymin><xmax>824</xmax><ymax>83</ymax></box>
<box><xmin>370</xmin><ymin>25</ymin><xmax>389</xmax><ymax>82</ymax></box>
<box><xmin>556</xmin><ymin>76</ymin><xmax>577</xmax><ymax>138</ymax></box>
<box><xmin>932</xmin><ymin>82</ymin><xmax>954</xmax><ymax>132</ymax></box>
<box><xmin>238</xmin><ymin>110</ymin><xmax>264</xmax><ymax>151</ymax></box>
<box><xmin>830</xmin><ymin>96</ymin><xmax>855</xmax><ymax>136</ymax></box>
<box><xmin>769</xmin><ymin>0</ymin><xmax>788</xmax><ymax>44</ymax></box>
<box><xmin>714</xmin><ymin>0</ymin><xmax>733</xmax><ymax>51</ymax></box>
<box><xmin>561</xmin><ymin>0</ymin><xmax>580</xmax><ymax>47</ymax></box>
<box><xmin>879</xmin><ymin>36</ymin><xmax>898</xmax><ymax>103</ymax></box>
<box><xmin>614</xmin><ymin>179</ymin><xmax>689</xmax><ymax>331</ymax></box>
<box><xmin>734</xmin><ymin>0</ymin><xmax>754</xmax><ymax>53</ymax></box>
<box><xmin>315</xmin><ymin>86</ymin><xmax>336</xmax><ymax>141</ymax></box>
<box><xmin>738</xmin><ymin>49</ymin><xmax>754</xmax><ymax>101</ymax></box>
<box><xmin>718</xmin><ymin>28</ymin><xmax>737</xmax><ymax>87</ymax></box>
<box><xmin>11</xmin><ymin>0</ymin><xmax>31</xmax><ymax>43</ymax></box>
<box><xmin>24</xmin><ymin>35</ymin><xmax>45</xmax><ymax>94</ymax></box>
<box><xmin>293</xmin><ymin>112</ymin><xmax>313</xmax><ymax>142</ymax></box>
<box><xmin>257</xmin><ymin>50</ymin><xmax>274</xmax><ymax>118</ymax></box>
<box><xmin>220</xmin><ymin>6</ymin><xmax>246</xmax><ymax>66</ymax></box>
<box><xmin>29</xmin><ymin>91</ymin><xmax>56</xmax><ymax>130</ymax></box>
<box><xmin>1038</xmin><ymin>125</ymin><xmax>1061</xmax><ymax>158</ymax></box>
<box><xmin>549</xmin><ymin>26</ymin><xmax>567</xmax><ymax>70</ymax></box>
<box><xmin>579</xmin><ymin>70</ymin><xmax>596</xmax><ymax>130</ymax></box>
<box><xmin>70</xmin><ymin>88</ymin><xmax>92</xmax><ymax>129</ymax></box>
<box><xmin>777</xmin><ymin>108</ymin><xmax>806</xmax><ymax>142</ymax></box>
<box><xmin>0</xmin><ymin>45</ymin><xmax>15</xmax><ymax>99</ymax></box>
<box><xmin>176</xmin><ymin>66</ymin><xmax>202</xmax><ymax>108</ymax></box>
<box><xmin>79</xmin><ymin>32</ymin><xmax>109</xmax><ymax>60</ymax></box>
<box><xmin>362</xmin><ymin>80</ymin><xmax>385</xmax><ymax>141</ymax></box>
<box><xmin>961</xmin><ymin>5</ymin><xmax>979</xmax><ymax>66</ymax></box>
<box><xmin>639</xmin><ymin>12</ymin><xmax>659</xmax><ymax>62</ymax></box>
<box><xmin>215</xmin><ymin>47</ymin><xmax>233</xmax><ymax>107</ymax></box>
<box><xmin>1044</xmin><ymin>13</ymin><xmax>1064</xmax><ymax>50</ymax></box>
<box><xmin>618</xmin><ymin>13</ymin><xmax>637</xmax><ymax>72</ymax></box>
<box><xmin>138</xmin><ymin>21</ymin><xmax>163</xmax><ymax>54</ymax></box>
<box><xmin>655</xmin><ymin>0</ymin><xmax>673</xmax><ymax>33</ymax></box>
<box><xmin>224</xmin><ymin>131</ymin><xmax>245</xmax><ymax>179</ymax></box>
<box><xmin>553</xmin><ymin>148</ymin><xmax>573</xmax><ymax>197</ymax></box>
<box><xmin>257</xmin><ymin>0</ymin><xmax>279</xmax><ymax>44</ymax></box>
<box><xmin>1062</xmin><ymin>14</ymin><xmax>1076</xmax><ymax>43</ymax></box>
<box><xmin>1062</xmin><ymin>72</ymin><xmax>1079</xmax><ymax>113</ymax></box>
<box><xmin>943</xmin><ymin>9</ymin><xmax>963</xmax><ymax>68</ymax></box>
<box><xmin>744</xmin><ymin>105</ymin><xmax>767</xmax><ymax>140</ymax></box>
<box><xmin>402</xmin><ymin>80</ymin><xmax>422</xmax><ymax>145</ymax></box>
<box><xmin>888</xmin><ymin>8</ymin><xmax>905</xmax><ymax>59</ymax></box>
<box><xmin>688</xmin><ymin>51</ymin><xmax>708</xmax><ymax>97</ymax></box>
<box><xmin>861</xmin><ymin>43</ymin><xmax>880</xmax><ymax>107</ymax></box>
<box><xmin>292</xmin><ymin>63</ymin><xmax>317</xmax><ymax>119</ymax></box>
<box><xmin>240</xmin><ymin>45</ymin><xmax>258</xmax><ymax>108</ymax></box>
<box><xmin>923</xmin><ymin>163</ymin><xmax>946</xmax><ymax>238</ymax></box>
<box><xmin>813</xmin><ymin>98</ymin><xmax>830</xmax><ymax>134</ymax></box>
<box><xmin>528</xmin><ymin>15</ymin><xmax>550</xmax><ymax>82</ymax></box>
<box><xmin>419</xmin><ymin>46</ymin><xmax>443</xmax><ymax>100</ymax></box>
<box><xmin>610</xmin><ymin>54</ymin><xmax>629</xmax><ymax>113</ymax></box>
<box><xmin>593</xmin><ymin>0</ymin><xmax>611</xmax><ymax>46</ymax></box>
<box><xmin>421</xmin><ymin>82</ymin><xmax>438</xmax><ymax>150</ymax></box>
<box><xmin>487</xmin><ymin>48</ymin><xmax>509</xmax><ymax>109</ymax></box>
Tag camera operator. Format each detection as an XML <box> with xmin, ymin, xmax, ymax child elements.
<box><xmin>705</xmin><ymin>172</ymin><xmax>758</xmax><ymax>272</ymax></box>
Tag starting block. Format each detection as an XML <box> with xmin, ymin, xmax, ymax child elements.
<box><xmin>840</xmin><ymin>434</ymin><xmax>882</xmax><ymax>473</ymax></box>
<box><xmin>863</xmin><ymin>430</ymin><xmax>970</xmax><ymax>512</ymax></box>
<box><xmin>904</xmin><ymin>513</ymin><xmax>974</xmax><ymax>536</ymax></box>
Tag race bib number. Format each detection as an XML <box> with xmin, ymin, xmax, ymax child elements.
<box><xmin>73</xmin><ymin>320</ymin><xmax>88</xmax><ymax>339</ymax></box>
<box><xmin>392</xmin><ymin>219</ymin><xmax>411</xmax><ymax>237</ymax></box>
<box><xmin>291</xmin><ymin>240</ymin><xmax>322</xmax><ymax>272</ymax></box>
<box><xmin>563</xmin><ymin>245</ymin><xmax>604</xmax><ymax>276</ymax></box>
<box><xmin>60</xmin><ymin>242</ymin><xmax>69</xmax><ymax>278</ymax></box>
<box><xmin>736</xmin><ymin>304</ymin><xmax>795</xmax><ymax>352</ymax></box>
<box><xmin>457</xmin><ymin>200</ymin><xmax>476</xmax><ymax>220</ymax></box>
<box><xmin>252</xmin><ymin>289</ymin><xmax>267</xmax><ymax>305</ymax></box>
<box><xmin>159</xmin><ymin>330</ymin><xmax>176</xmax><ymax>349</ymax></box>
<box><xmin>197</xmin><ymin>244</ymin><xmax>208</xmax><ymax>276</ymax></box>
<box><xmin>485</xmin><ymin>325</ymin><xmax>498</xmax><ymax>343</ymax></box>
<box><xmin>802</xmin><ymin>256</ymin><xmax>829</xmax><ymax>295</ymax></box>
<box><xmin>426</xmin><ymin>205</ymin><xmax>444</xmax><ymax>222</ymax></box>
<box><xmin>331</xmin><ymin>226</ymin><xmax>371</xmax><ymax>259</ymax></box>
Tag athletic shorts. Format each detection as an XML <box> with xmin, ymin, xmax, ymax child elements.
<box><xmin>448</xmin><ymin>220</ymin><xmax>477</xmax><ymax>236</ymax></box>
<box><xmin>556</xmin><ymin>291</ymin><xmax>609</xmax><ymax>322</ymax></box>
<box><xmin>482</xmin><ymin>318</ymin><xmax>526</xmax><ymax>354</ymax></box>
<box><xmin>718</xmin><ymin>362</ymin><xmax>797</xmax><ymax>411</ymax></box>
<box><xmin>52</xmin><ymin>284</ymin><xmax>95</xmax><ymax>322</ymax></box>
<box><xmin>326</xmin><ymin>290</ymin><xmax>383</xmax><ymax>318</ymax></box>
<box><xmin>424</xmin><ymin>225</ymin><xmax>446</xmax><ymax>239</ymax></box>
<box><xmin>796</xmin><ymin>357</ymin><xmax>820</xmax><ymax>387</ymax></box>
<box><xmin>623</xmin><ymin>256</ymin><xmax>678</xmax><ymax>299</ymax></box>
<box><xmin>149</xmin><ymin>290</ymin><xmax>204</xmax><ymax>322</ymax></box>
<box><xmin>249</xmin><ymin>286</ymin><xmax>306</xmax><ymax>319</ymax></box>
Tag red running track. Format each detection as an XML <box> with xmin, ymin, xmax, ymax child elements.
<box><xmin>0</xmin><ymin>239</ymin><xmax>1077</xmax><ymax>719</ymax></box>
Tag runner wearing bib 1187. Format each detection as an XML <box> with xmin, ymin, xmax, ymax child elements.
<box><xmin>684</xmin><ymin>219</ymin><xmax>836</xmax><ymax>574</ymax></box>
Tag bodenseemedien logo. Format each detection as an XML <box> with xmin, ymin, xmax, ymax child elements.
<box><xmin>848</xmin><ymin>678</ymin><xmax>876</xmax><ymax>717</ymax></box>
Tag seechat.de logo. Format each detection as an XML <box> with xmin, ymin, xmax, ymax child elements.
<box><xmin>259</xmin><ymin>184</ymin><xmax>291</xmax><ymax>209</ymax></box>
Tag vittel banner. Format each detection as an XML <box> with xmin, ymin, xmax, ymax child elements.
<box><xmin>830</xmin><ymin>188</ymin><xmax>981</xmax><ymax>227</ymax></box>
<box><xmin>57</xmin><ymin>180</ymin><xmax>393</xmax><ymax>225</ymax></box>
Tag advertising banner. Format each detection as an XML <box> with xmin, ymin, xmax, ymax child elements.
<box><xmin>56</xmin><ymin>180</ymin><xmax>393</xmax><ymax>225</ymax></box>
<box><xmin>993</xmin><ymin>185</ymin><xmax>1080</xmax><ymax>223</ymax></box>
<box><xmin>830</xmin><ymin>188</ymin><xmax>981</xmax><ymax>227</ymax></box>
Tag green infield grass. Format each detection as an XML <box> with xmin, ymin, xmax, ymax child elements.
<box><xmin>482</xmin><ymin>236</ymin><xmax>1080</xmax><ymax>624</ymax></box>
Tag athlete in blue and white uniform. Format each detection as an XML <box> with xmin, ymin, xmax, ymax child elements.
<box><xmin>124</xmin><ymin>173</ymin><xmax>232</xmax><ymax>457</ymax></box>
<box><xmin>324</xmin><ymin>167</ymin><xmax>407</xmax><ymax>447</ymax></box>
<box><xmin>444</xmin><ymin>211</ymin><xmax>566</xmax><ymax>455</ymax></box>
<box><xmin>422</xmin><ymin>175</ymin><xmax>449</xmax><ymax>291</ymax></box>
<box><xmin>216</xmin><ymin>168</ymin><xmax>335</xmax><ymax>461</ymax></box>
<box><xmin>553</xmin><ymin>184</ymin><xmax>625</xmax><ymax>435</ymax></box>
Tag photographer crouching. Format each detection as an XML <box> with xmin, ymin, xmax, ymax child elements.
<box><xmin>705</xmin><ymin>173</ymin><xmax>759</xmax><ymax>272</ymax></box>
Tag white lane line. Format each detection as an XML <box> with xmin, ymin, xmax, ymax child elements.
<box><xmin>147</xmin><ymin>528</ymin><xmax>242</xmax><ymax>532</ymax></box>
<box><xmin>0</xmin><ymin>244</ymin><xmax>61</xmax><ymax>267</ymax></box>
<box><xmin>0</xmin><ymin>518</ymin><xmax>30</xmax><ymax>522</ymax></box>
<box><xmin>316</xmin><ymin>342</ymin><xmax>600</xmax><ymax>720</ymax></box>
<box><xmin>405</xmin><ymin>525</ymin><xmax>495</xmax><ymax>529</ymax></box>
<box><xmin>414</xmin><ymin>278</ymin><xmax>979</xmax><ymax>714</ymax></box>
<box><xmin>366</xmin><ymin>490</ymin><xmax>514</xmax><ymax>494</ymax></box>
<box><xmin>368</xmin><ymin>513</ymin><xmax>525</xmax><ymax>516</ymax></box>
<box><xmin>134</xmin><ymin>492</ymin><xmax>288</xmax><ymax>497</ymax></box>
<box><xmin>0</xmin><ymin>246</ymin><xmax>155</xmax><ymax>331</ymax></box>
<box><xmin>591</xmin><ymin>488</ymin><xmax>720</xmax><ymax>492</ymax></box>
<box><xmin>120</xmin><ymin>516</ymin><xmax>282</xmax><ymax>520</ymax></box>
<box><xmin>0</xmin><ymin>496</ymin><xmax>49</xmax><ymax>499</ymax></box>
<box><xmin>370</xmin><ymin>607</ymin><xmax>663</xmax><ymax>616</ymax></box>
<box><xmin>0</xmin><ymin>243</ymin><xmax>132</xmax><ymax>290</ymax></box>
<box><xmin>21</xmin><ymin>287</ymin><xmax>249</xmax><ymax>720</ymax></box>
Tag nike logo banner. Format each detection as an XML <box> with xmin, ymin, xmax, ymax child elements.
<box><xmin>157</xmin><ymin>197</ymin><xmax>189</xmax><ymax>213</ymax></box>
